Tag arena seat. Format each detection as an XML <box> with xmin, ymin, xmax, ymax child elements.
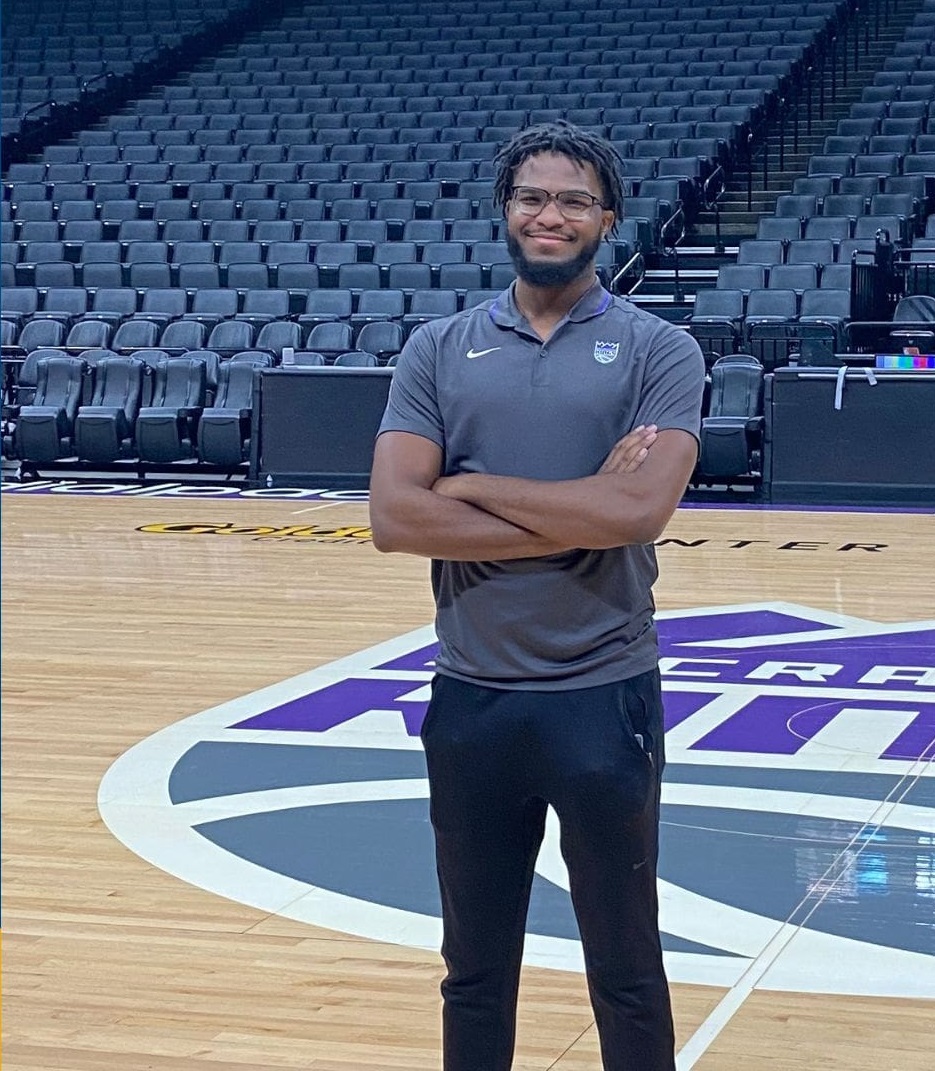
<box><xmin>768</xmin><ymin>264</ymin><xmax>818</xmax><ymax>295</ymax></box>
<box><xmin>255</xmin><ymin>320</ymin><xmax>303</xmax><ymax>359</ymax></box>
<box><xmin>112</xmin><ymin>319</ymin><xmax>161</xmax><ymax>352</ymax></box>
<box><xmin>689</xmin><ymin>288</ymin><xmax>745</xmax><ymax>362</ymax></box>
<box><xmin>74</xmin><ymin>355</ymin><xmax>145</xmax><ymax>462</ymax></box>
<box><xmin>197</xmin><ymin>352</ymin><xmax>271</xmax><ymax>466</ymax></box>
<box><xmin>1</xmin><ymin>287</ymin><xmax>40</xmax><ymax>330</ymax></box>
<box><xmin>797</xmin><ymin>288</ymin><xmax>852</xmax><ymax>364</ymax></box>
<box><xmin>697</xmin><ymin>354</ymin><xmax>764</xmax><ymax>479</ymax></box>
<box><xmin>354</xmin><ymin>320</ymin><xmax>405</xmax><ymax>362</ymax></box>
<box><xmin>717</xmin><ymin>265</ymin><xmax>767</xmax><ymax>294</ymax></box>
<box><xmin>13</xmin><ymin>355</ymin><xmax>86</xmax><ymax>462</ymax></box>
<box><xmin>333</xmin><ymin>350</ymin><xmax>379</xmax><ymax>367</ymax></box>
<box><xmin>350</xmin><ymin>290</ymin><xmax>405</xmax><ymax>328</ymax></box>
<box><xmin>135</xmin><ymin>355</ymin><xmax>207</xmax><ymax>463</ymax></box>
<box><xmin>305</xmin><ymin>321</ymin><xmax>354</xmax><ymax>358</ymax></box>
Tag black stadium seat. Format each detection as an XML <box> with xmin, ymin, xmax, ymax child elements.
<box><xmin>197</xmin><ymin>352</ymin><xmax>271</xmax><ymax>466</ymax></box>
<box><xmin>697</xmin><ymin>354</ymin><xmax>764</xmax><ymax>480</ymax></box>
<box><xmin>13</xmin><ymin>355</ymin><xmax>87</xmax><ymax>462</ymax></box>
<box><xmin>74</xmin><ymin>355</ymin><xmax>145</xmax><ymax>462</ymax></box>
<box><xmin>135</xmin><ymin>355</ymin><xmax>207</xmax><ymax>463</ymax></box>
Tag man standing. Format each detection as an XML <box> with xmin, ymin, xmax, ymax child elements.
<box><xmin>369</xmin><ymin>121</ymin><xmax>705</xmax><ymax>1071</ymax></box>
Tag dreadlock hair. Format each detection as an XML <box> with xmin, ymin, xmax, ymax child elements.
<box><xmin>492</xmin><ymin>120</ymin><xmax>627</xmax><ymax>236</ymax></box>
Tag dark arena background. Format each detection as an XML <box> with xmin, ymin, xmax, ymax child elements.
<box><xmin>2</xmin><ymin>2</ymin><xmax>933</xmax><ymax>1070</ymax></box>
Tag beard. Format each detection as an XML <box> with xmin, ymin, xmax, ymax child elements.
<box><xmin>505</xmin><ymin>230</ymin><xmax>604</xmax><ymax>288</ymax></box>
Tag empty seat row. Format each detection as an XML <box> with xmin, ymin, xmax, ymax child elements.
<box><xmin>736</xmin><ymin>236</ymin><xmax>902</xmax><ymax>267</ymax></box>
<box><xmin>807</xmin><ymin>152</ymin><xmax>935</xmax><ymax>180</ymax></box>
<box><xmin>1</xmin><ymin>283</ymin><xmax>519</xmax><ymax>357</ymax></box>
<box><xmin>2</xmin><ymin>286</ymin><xmax>513</xmax><ymax>338</ymax></box>
<box><xmin>2</xmin><ymin>196</ymin><xmax>499</xmax><ymax>241</ymax></box>
<box><xmin>4</xmin><ymin>178</ymin><xmax>499</xmax><ymax>206</ymax></box>
<box><xmin>690</xmin><ymin>287</ymin><xmax>852</xmax><ymax>368</ymax></box>
<box><xmin>2</xmin><ymin>238</ymin><xmax>554</xmax><ymax>286</ymax></box>
<box><xmin>0</xmin><ymin>258</ymin><xmax>528</xmax><ymax>294</ymax></box>
<box><xmin>164</xmin><ymin>37</ymin><xmax>815</xmax><ymax>70</ymax></box>
<box><xmin>791</xmin><ymin>168</ymin><xmax>935</xmax><ymax>207</ymax></box>
<box><xmin>117</xmin><ymin>85</ymin><xmax>763</xmax><ymax>113</ymax></box>
<box><xmin>760</xmin><ymin>198</ymin><xmax>924</xmax><ymax>244</ymax></box>
<box><xmin>2</xmin><ymin>349</ymin><xmax>269</xmax><ymax>468</ymax></box>
<box><xmin>4</xmin><ymin>159</ymin><xmax>500</xmax><ymax>187</ymax></box>
<box><xmin>2</xmin><ymin>314</ymin><xmax>410</xmax><ymax>363</ymax></box>
<box><xmin>823</xmin><ymin>133</ymin><xmax>935</xmax><ymax>156</ymax></box>
<box><xmin>837</xmin><ymin>108</ymin><xmax>935</xmax><ymax>137</ymax></box>
<box><xmin>0</xmin><ymin>217</ymin><xmax>506</xmax><ymax>247</ymax></box>
<box><xmin>717</xmin><ymin>262</ymin><xmax>851</xmax><ymax>292</ymax></box>
<box><xmin>32</xmin><ymin>109</ymin><xmax>749</xmax><ymax>140</ymax></box>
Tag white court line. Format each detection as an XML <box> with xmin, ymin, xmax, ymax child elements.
<box><xmin>675</xmin><ymin>744</ymin><xmax>935</xmax><ymax>1069</ymax></box>
<box><xmin>291</xmin><ymin>503</ymin><xmax>342</xmax><ymax>515</ymax></box>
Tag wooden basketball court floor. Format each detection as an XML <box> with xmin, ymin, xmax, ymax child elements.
<box><xmin>2</xmin><ymin>483</ymin><xmax>933</xmax><ymax>1070</ymax></box>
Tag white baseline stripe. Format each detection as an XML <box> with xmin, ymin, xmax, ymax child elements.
<box><xmin>674</xmin><ymin>748</ymin><xmax>935</xmax><ymax>1069</ymax></box>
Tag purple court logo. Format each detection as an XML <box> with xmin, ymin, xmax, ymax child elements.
<box><xmin>99</xmin><ymin>602</ymin><xmax>935</xmax><ymax>1002</ymax></box>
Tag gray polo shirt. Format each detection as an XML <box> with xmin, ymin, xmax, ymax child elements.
<box><xmin>378</xmin><ymin>279</ymin><xmax>705</xmax><ymax>690</ymax></box>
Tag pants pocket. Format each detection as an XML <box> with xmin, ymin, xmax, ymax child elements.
<box><xmin>617</xmin><ymin>674</ymin><xmax>658</xmax><ymax>767</ymax></box>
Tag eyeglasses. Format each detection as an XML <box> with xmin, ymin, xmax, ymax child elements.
<box><xmin>508</xmin><ymin>186</ymin><xmax>607</xmax><ymax>221</ymax></box>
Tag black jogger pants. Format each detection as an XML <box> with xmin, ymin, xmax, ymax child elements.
<box><xmin>420</xmin><ymin>668</ymin><xmax>674</xmax><ymax>1071</ymax></box>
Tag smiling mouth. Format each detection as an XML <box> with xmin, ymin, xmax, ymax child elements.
<box><xmin>525</xmin><ymin>233</ymin><xmax>573</xmax><ymax>243</ymax></box>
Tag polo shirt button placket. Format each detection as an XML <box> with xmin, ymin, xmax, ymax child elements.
<box><xmin>532</xmin><ymin>344</ymin><xmax>549</xmax><ymax>386</ymax></box>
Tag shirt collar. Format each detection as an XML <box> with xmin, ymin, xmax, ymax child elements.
<box><xmin>489</xmin><ymin>277</ymin><xmax>613</xmax><ymax>330</ymax></box>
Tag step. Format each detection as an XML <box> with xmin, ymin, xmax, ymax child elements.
<box><xmin>693</xmin><ymin>225</ymin><xmax>760</xmax><ymax>239</ymax></box>
<box><xmin>645</xmin><ymin>268</ymin><xmax>720</xmax><ymax>282</ymax></box>
<box><xmin>627</xmin><ymin>290</ymin><xmax>694</xmax><ymax>308</ymax></box>
<box><xmin>626</xmin><ymin>302</ymin><xmax>694</xmax><ymax>325</ymax></box>
<box><xmin>667</xmin><ymin>245</ymin><xmax>740</xmax><ymax>256</ymax></box>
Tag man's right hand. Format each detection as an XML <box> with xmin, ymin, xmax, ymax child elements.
<box><xmin>598</xmin><ymin>424</ymin><xmax>658</xmax><ymax>474</ymax></box>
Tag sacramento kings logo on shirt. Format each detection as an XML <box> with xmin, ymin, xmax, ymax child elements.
<box><xmin>594</xmin><ymin>340</ymin><xmax>620</xmax><ymax>363</ymax></box>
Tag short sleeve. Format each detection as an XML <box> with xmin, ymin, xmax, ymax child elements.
<box><xmin>377</xmin><ymin>322</ymin><xmax>445</xmax><ymax>449</ymax></box>
<box><xmin>632</xmin><ymin>321</ymin><xmax>706</xmax><ymax>442</ymax></box>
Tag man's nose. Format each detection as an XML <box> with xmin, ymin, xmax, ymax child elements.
<box><xmin>536</xmin><ymin>197</ymin><xmax>567</xmax><ymax>225</ymax></box>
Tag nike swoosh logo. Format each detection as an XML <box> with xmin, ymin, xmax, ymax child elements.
<box><xmin>466</xmin><ymin>347</ymin><xmax>500</xmax><ymax>359</ymax></box>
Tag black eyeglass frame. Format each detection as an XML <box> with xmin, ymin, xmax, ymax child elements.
<box><xmin>507</xmin><ymin>185</ymin><xmax>609</xmax><ymax>219</ymax></box>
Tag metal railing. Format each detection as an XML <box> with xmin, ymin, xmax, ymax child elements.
<box><xmin>739</xmin><ymin>0</ymin><xmax>896</xmax><ymax>210</ymax></box>
<box><xmin>703</xmin><ymin>165</ymin><xmax>727</xmax><ymax>252</ymax></box>
<box><xmin>659</xmin><ymin>205</ymin><xmax>687</xmax><ymax>302</ymax></box>
<box><xmin>610</xmin><ymin>251</ymin><xmax>646</xmax><ymax>297</ymax></box>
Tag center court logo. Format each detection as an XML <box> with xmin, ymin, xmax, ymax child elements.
<box><xmin>99</xmin><ymin>602</ymin><xmax>935</xmax><ymax>999</ymax></box>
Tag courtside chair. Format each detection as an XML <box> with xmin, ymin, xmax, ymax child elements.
<box><xmin>197</xmin><ymin>353</ymin><xmax>271</xmax><ymax>467</ymax></box>
<box><xmin>74</xmin><ymin>355</ymin><xmax>145</xmax><ymax>462</ymax></box>
<box><xmin>135</xmin><ymin>354</ymin><xmax>207</xmax><ymax>462</ymax></box>
<box><xmin>697</xmin><ymin>354</ymin><xmax>764</xmax><ymax>480</ymax></box>
<box><xmin>14</xmin><ymin>355</ymin><xmax>87</xmax><ymax>463</ymax></box>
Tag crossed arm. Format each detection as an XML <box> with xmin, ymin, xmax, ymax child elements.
<box><xmin>368</xmin><ymin>424</ymin><xmax>698</xmax><ymax>560</ymax></box>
